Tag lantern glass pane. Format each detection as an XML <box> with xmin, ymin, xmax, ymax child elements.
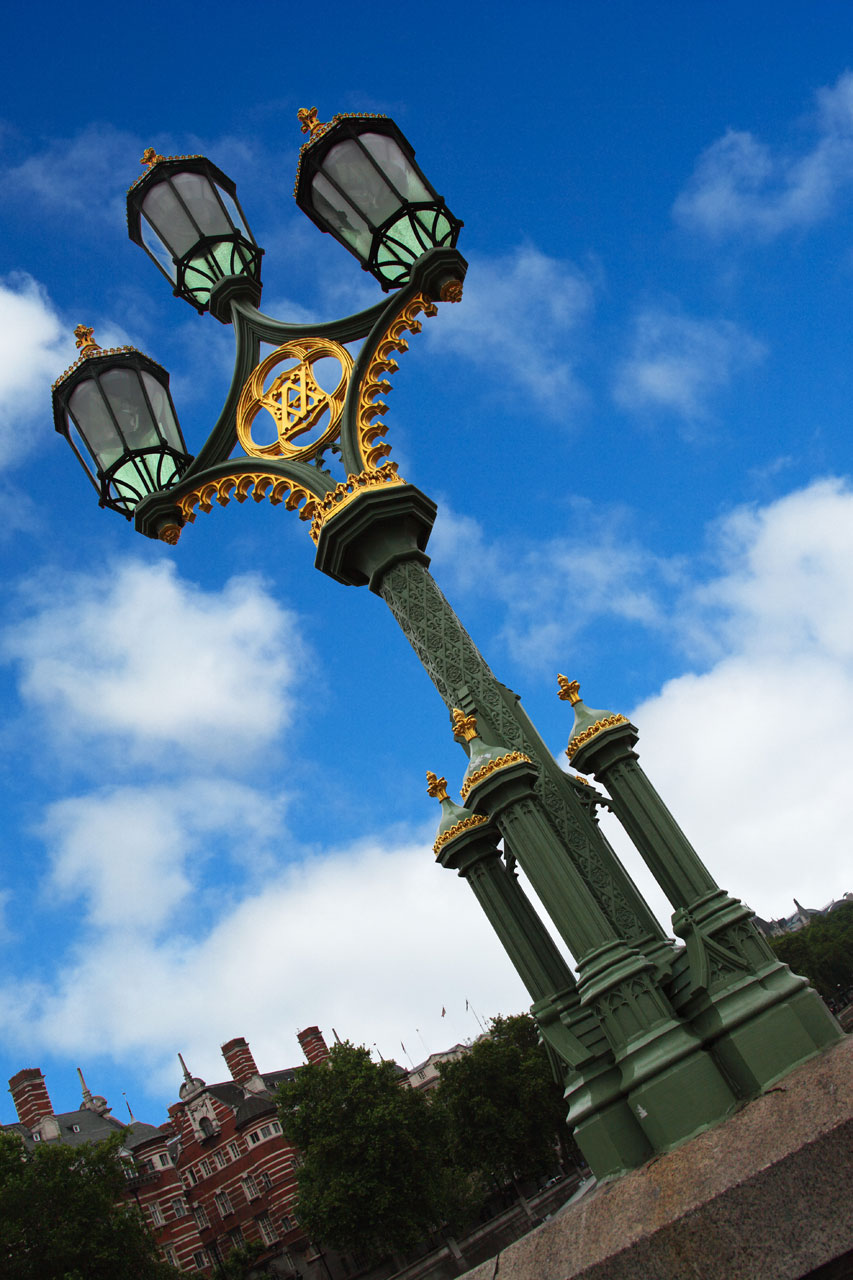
<box><xmin>140</xmin><ymin>215</ymin><xmax>177</xmax><ymax>279</ymax></box>
<box><xmin>321</xmin><ymin>139</ymin><xmax>402</xmax><ymax>225</ymax></box>
<box><xmin>360</xmin><ymin>133</ymin><xmax>432</xmax><ymax>202</ymax></box>
<box><xmin>100</xmin><ymin>367</ymin><xmax>160</xmax><ymax>451</ymax></box>
<box><xmin>375</xmin><ymin>210</ymin><xmax>454</xmax><ymax>283</ymax></box>
<box><xmin>68</xmin><ymin>378</ymin><xmax>125</xmax><ymax>469</ymax></box>
<box><xmin>141</xmin><ymin>181</ymin><xmax>200</xmax><ymax>257</ymax></box>
<box><xmin>217</xmin><ymin>186</ymin><xmax>249</xmax><ymax>238</ymax></box>
<box><xmin>140</xmin><ymin>372</ymin><xmax>182</xmax><ymax>450</ymax></box>
<box><xmin>182</xmin><ymin>240</ymin><xmax>256</xmax><ymax>306</ymax></box>
<box><xmin>310</xmin><ymin>174</ymin><xmax>372</xmax><ymax>258</ymax></box>
<box><xmin>172</xmin><ymin>172</ymin><xmax>233</xmax><ymax>237</ymax></box>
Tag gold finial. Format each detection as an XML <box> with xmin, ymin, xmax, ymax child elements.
<box><xmin>297</xmin><ymin>107</ymin><xmax>326</xmax><ymax>138</ymax></box>
<box><xmin>426</xmin><ymin>771</ymin><xmax>449</xmax><ymax>801</ymax></box>
<box><xmin>557</xmin><ymin>675</ymin><xmax>582</xmax><ymax>705</ymax></box>
<box><xmin>140</xmin><ymin>147</ymin><xmax>166</xmax><ymax>170</ymax></box>
<box><xmin>74</xmin><ymin>324</ymin><xmax>101</xmax><ymax>357</ymax></box>
<box><xmin>451</xmin><ymin>708</ymin><xmax>479</xmax><ymax>743</ymax></box>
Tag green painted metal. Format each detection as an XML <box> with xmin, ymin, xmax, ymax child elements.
<box><xmin>434</xmin><ymin>813</ymin><xmax>652</xmax><ymax>1179</ymax></box>
<box><xmin>568</xmin><ymin>698</ymin><xmax>844</xmax><ymax>1098</ymax></box>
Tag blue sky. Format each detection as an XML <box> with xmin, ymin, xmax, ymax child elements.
<box><xmin>2</xmin><ymin>1</ymin><xmax>853</xmax><ymax>1124</ymax></box>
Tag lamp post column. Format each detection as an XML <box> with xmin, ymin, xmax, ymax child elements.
<box><xmin>561</xmin><ymin>680</ymin><xmax>844</xmax><ymax>1096</ymax></box>
<box><xmin>426</xmin><ymin>773</ymin><xmax>652</xmax><ymax>1179</ymax></box>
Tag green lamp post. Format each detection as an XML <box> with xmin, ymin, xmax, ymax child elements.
<box><xmin>51</xmin><ymin>109</ymin><xmax>842</xmax><ymax>1184</ymax></box>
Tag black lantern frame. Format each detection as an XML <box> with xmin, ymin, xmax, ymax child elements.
<box><xmin>294</xmin><ymin>116</ymin><xmax>463</xmax><ymax>290</ymax></box>
<box><xmin>127</xmin><ymin>156</ymin><xmax>263</xmax><ymax>315</ymax></box>
<box><xmin>53</xmin><ymin>347</ymin><xmax>193</xmax><ymax>518</ymax></box>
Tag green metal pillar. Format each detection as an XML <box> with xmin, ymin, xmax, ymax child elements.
<box><xmin>426</xmin><ymin>772</ymin><xmax>652</xmax><ymax>1179</ymax></box>
<box><xmin>562</xmin><ymin>680</ymin><xmax>844</xmax><ymax>1096</ymax></box>
<box><xmin>448</xmin><ymin>714</ymin><xmax>738</xmax><ymax>1156</ymax></box>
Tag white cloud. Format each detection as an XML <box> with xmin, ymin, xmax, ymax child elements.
<box><xmin>430</xmin><ymin>502</ymin><xmax>674</xmax><ymax>669</ymax></box>
<box><xmin>618</xmin><ymin>478</ymin><xmax>853</xmax><ymax>923</ymax></box>
<box><xmin>0</xmin><ymin>832</ymin><xmax>529</xmax><ymax>1100</ymax></box>
<box><xmin>0</xmin><ymin>273</ymin><xmax>76</xmax><ymax>462</ymax></box>
<box><xmin>4</xmin><ymin>559</ymin><xmax>305</xmax><ymax>768</ymax></box>
<box><xmin>424</xmin><ymin>245</ymin><xmax>595</xmax><ymax>417</ymax></box>
<box><xmin>612</xmin><ymin>307</ymin><xmax>765</xmax><ymax>421</ymax></box>
<box><xmin>674</xmin><ymin>70</ymin><xmax>853</xmax><ymax>237</ymax></box>
<box><xmin>1</xmin><ymin>124</ymin><xmax>141</xmax><ymax>224</ymax></box>
<box><xmin>43</xmin><ymin>780</ymin><xmax>287</xmax><ymax>932</ymax></box>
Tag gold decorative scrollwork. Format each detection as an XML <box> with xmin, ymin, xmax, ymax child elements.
<box><xmin>356</xmin><ymin>293</ymin><xmax>438</xmax><ymax>472</ymax></box>
<box><xmin>236</xmin><ymin>338</ymin><xmax>354</xmax><ymax>463</ymax></box>
<box><xmin>176</xmin><ymin>471</ymin><xmax>321</xmax><ymax>535</ymax></box>
<box><xmin>565</xmin><ymin>715</ymin><xmax>629</xmax><ymax>760</ymax></box>
<box><xmin>309</xmin><ymin>462</ymin><xmax>405</xmax><ymax>542</ymax></box>
<box><xmin>460</xmin><ymin>752</ymin><xmax>532</xmax><ymax>802</ymax></box>
<box><xmin>433</xmin><ymin>814</ymin><xmax>489</xmax><ymax>857</ymax></box>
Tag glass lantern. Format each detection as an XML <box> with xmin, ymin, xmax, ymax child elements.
<box><xmin>294</xmin><ymin>114</ymin><xmax>462</xmax><ymax>289</ymax></box>
<box><xmin>53</xmin><ymin>329</ymin><xmax>192</xmax><ymax>517</ymax></box>
<box><xmin>127</xmin><ymin>153</ymin><xmax>263</xmax><ymax>313</ymax></box>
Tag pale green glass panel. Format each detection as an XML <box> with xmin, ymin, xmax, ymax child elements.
<box><xmin>361</xmin><ymin>133</ymin><xmax>432</xmax><ymax>202</ymax></box>
<box><xmin>311</xmin><ymin>174</ymin><xmax>372</xmax><ymax>258</ymax></box>
<box><xmin>322</xmin><ymin>139</ymin><xmax>401</xmax><ymax>225</ymax></box>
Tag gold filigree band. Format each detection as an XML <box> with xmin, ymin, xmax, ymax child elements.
<box><xmin>309</xmin><ymin>463</ymin><xmax>405</xmax><ymax>542</ymax></box>
<box><xmin>356</xmin><ymin>293</ymin><xmax>438</xmax><ymax>472</ymax></box>
<box><xmin>176</xmin><ymin>471</ymin><xmax>320</xmax><ymax>536</ymax></box>
<box><xmin>460</xmin><ymin>752</ymin><xmax>532</xmax><ymax>801</ymax></box>
<box><xmin>565</xmin><ymin>715</ymin><xmax>628</xmax><ymax>760</ymax></box>
<box><xmin>433</xmin><ymin>814</ymin><xmax>489</xmax><ymax>856</ymax></box>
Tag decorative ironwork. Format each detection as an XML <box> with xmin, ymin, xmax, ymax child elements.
<box><xmin>451</xmin><ymin>709</ymin><xmax>479</xmax><ymax>743</ymax></box>
<box><xmin>355</xmin><ymin>293</ymin><xmax>438</xmax><ymax>471</ymax></box>
<box><xmin>176</xmin><ymin>471</ymin><xmax>321</xmax><ymax>540</ymax></box>
<box><xmin>425</xmin><ymin>771</ymin><xmax>449</xmax><ymax>800</ymax></box>
<box><xmin>140</xmin><ymin>147</ymin><xmax>166</xmax><ymax>169</ymax></box>
<box><xmin>566</xmin><ymin>715</ymin><xmax>629</xmax><ymax>761</ymax></box>
<box><xmin>297</xmin><ymin>107</ymin><xmax>324</xmax><ymax>138</ymax></box>
<box><xmin>309</xmin><ymin>462</ymin><xmax>405</xmax><ymax>542</ymax></box>
<box><xmin>73</xmin><ymin>324</ymin><xmax>100</xmax><ymax>356</ymax></box>
<box><xmin>433</xmin><ymin>813</ymin><xmax>489</xmax><ymax>856</ymax></box>
<box><xmin>237</xmin><ymin>338</ymin><xmax>353</xmax><ymax>462</ymax></box>
<box><xmin>439</xmin><ymin>279</ymin><xmax>464</xmax><ymax>303</ymax></box>
<box><xmin>461</xmin><ymin>751</ymin><xmax>532</xmax><ymax>801</ymax></box>
<box><xmin>52</xmin><ymin>336</ymin><xmax>139</xmax><ymax>389</ymax></box>
<box><xmin>293</xmin><ymin>110</ymin><xmax>389</xmax><ymax>196</ymax></box>
<box><xmin>557</xmin><ymin>675</ymin><xmax>582</xmax><ymax>704</ymax></box>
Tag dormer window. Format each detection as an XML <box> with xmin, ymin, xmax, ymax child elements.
<box><xmin>199</xmin><ymin>1115</ymin><xmax>214</xmax><ymax>1138</ymax></box>
<box><xmin>71</xmin><ymin>1124</ymin><xmax>81</xmax><ymax>1133</ymax></box>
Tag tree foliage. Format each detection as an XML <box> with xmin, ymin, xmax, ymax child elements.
<box><xmin>434</xmin><ymin>1013</ymin><xmax>573</xmax><ymax>1188</ymax></box>
<box><xmin>771</xmin><ymin>902</ymin><xmax>853</xmax><ymax>1000</ymax></box>
<box><xmin>0</xmin><ymin>1130</ymin><xmax>178</xmax><ymax>1280</ymax></box>
<box><xmin>276</xmin><ymin>1042</ymin><xmax>463</xmax><ymax>1262</ymax></box>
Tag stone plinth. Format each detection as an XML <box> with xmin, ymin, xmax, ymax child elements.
<box><xmin>464</xmin><ymin>1035</ymin><xmax>853</xmax><ymax>1280</ymax></box>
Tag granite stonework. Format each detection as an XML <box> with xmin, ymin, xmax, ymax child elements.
<box><xmin>463</xmin><ymin>1035</ymin><xmax>853</xmax><ymax>1280</ymax></box>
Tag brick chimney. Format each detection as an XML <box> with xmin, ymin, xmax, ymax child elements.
<box><xmin>221</xmin><ymin>1037</ymin><xmax>267</xmax><ymax>1094</ymax></box>
<box><xmin>297</xmin><ymin>1026</ymin><xmax>330</xmax><ymax>1065</ymax></box>
<box><xmin>221</xmin><ymin>1037</ymin><xmax>260</xmax><ymax>1085</ymax></box>
<box><xmin>9</xmin><ymin>1068</ymin><xmax>54</xmax><ymax>1129</ymax></box>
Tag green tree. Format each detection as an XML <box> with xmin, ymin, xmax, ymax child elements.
<box><xmin>771</xmin><ymin>902</ymin><xmax>853</xmax><ymax>1000</ymax></box>
<box><xmin>0</xmin><ymin>1130</ymin><xmax>179</xmax><ymax>1280</ymax></box>
<box><xmin>434</xmin><ymin>1013</ymin><xmax>576</xmax><ymax>1192</ymax></box>
<box><xmin>276</xmin><ymin>1042</ymin><xmax>462</xmax><ymax>1262</ymax></box>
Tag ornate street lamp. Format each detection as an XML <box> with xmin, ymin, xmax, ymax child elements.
<box><xmin>126</xmin><ymin>150</ymin><xmax>263</xmax><ymax>314</ymax></box>
<box><xmin>293</xmin><ymin>109</ymin><xmax>463</xmax><ymax>290</ymax></box>
<box><xmin>52</xmin><ymin>325</ymin><xmax>192</xmax><ymax>517</ymax></box>
<box><xmin>51</xmin><ymin>109</ymin><xmax>843</xmax><ymax>1183</ymax></box>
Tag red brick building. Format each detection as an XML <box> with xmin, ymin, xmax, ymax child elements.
<box><xmin>5</xmin><ymin>1027</ymin><xmax>346</xmax><ymax>1277</ymax></box>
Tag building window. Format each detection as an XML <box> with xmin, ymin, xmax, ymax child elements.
<box><xmin>200</xmin><ymin>1158</ymin><xmax>212</xmax><ymax>1177</ymax></box>
<box><xmin>258</xmin><ymin>1172</ymin><xmax>272</xmax><ymax>1191</ymax></box>
<box><xmin>32</xmin><ymin>1134</ymin><xmax>41</xmax><ymax>1142</ymax></box>
<box><xmin>184</xmin><ymin>1166</ymin><xmax>198</xmax><ymax>1187</ymax></box>
<box><xmin>150</xmin><ymin>1203</ymin><xmax>164</xmax><ymax>1228</ymax></box>
<box><xmin>242</xmin><ymin>1174</ymin><xmax>258</xmax><ymax>1200</ymax></box>
<box><xmin>229</xmin><ymin>1226</ymin><xmax>245</xmax><ymax>1248</ymax></box>
<box><xmin>162</xmin><ymin>1246</ymin><xmax>178</xmax><ymax>1266</ymax></box>
<box><xmin>171</xmin><ymin>1197</ymin><xmax>187</xmax><ymax>1218</ymax></box>
<box><xmin>214</xmin><ymin>1190</ymin><xmax>234</xmax><ymax>1217</ymax></box>
<box><xmin>280</xmin><ymin>1213</ymin><xmax>293</xmax><ymax>1232</ymax></box>
<box><xmin>193</xmin><ymin>1204</ymin><xmax>209</xmax><ymax>1230</ymax></box>
<box><xmin>70</xmin><ymin>1124</ymin><xmax>81</xmax><ymax>1133</ymax></box>
<box><xmin>228</xmin><ymin>1141</ymin><xmax>241</xmax><ymax>1160</ymax></box>
<box><xmin>192</xmin><ymin>1250</ymin><xmax>208</xmax><ymax>1270</ymax></box>
<box><xmin>257</xmin><ymin>1212</ymin><xmax>278</xmax><ymax>1246</ymax></box>
<box><xmin>215</xmin><ymin>1150</ymin><xmax>227</xmax><ymax>1169</ymax></box>
<box><xmin>159</xmin><ymin>1152</ymin><xmax>172</xmax><ymax>1167</ymax></box>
